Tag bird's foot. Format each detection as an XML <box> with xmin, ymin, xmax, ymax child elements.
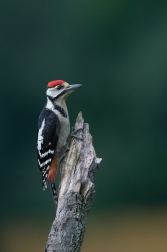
<box><xmin>61</xmin><ymin>143</ymin><xmax>69</xmax><ymax>154</ymax></box>
<box><xmin>70</xmin><ymin>127</ymin><xmax>83</xmax><ymax>140</ymax></box>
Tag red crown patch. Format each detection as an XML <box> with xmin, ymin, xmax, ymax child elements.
<box><xmin>48</xmin><ymin>80</ymin><xmax>65</xmax><ymax>88</ymax></box>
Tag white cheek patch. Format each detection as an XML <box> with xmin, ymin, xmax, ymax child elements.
<box><xmin>46</xmin><ymin>87</ymin><xmax>59</xmax><ymax>97</ymax></box>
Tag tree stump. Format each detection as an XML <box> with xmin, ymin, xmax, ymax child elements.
<box><xmin>45</xmin><ymin>112</ymin><xmax>102</xmax><ymax>252</ymax></box>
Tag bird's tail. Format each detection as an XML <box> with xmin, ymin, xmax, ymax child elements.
<box><xmin>42</xmin><ymin>170</ymin><xmax>48</xmax><ymax>190</ymax></box>
<box><xmin>42</xmin><ymin>171</ymin><xmax>58</xmax><ymax>206</ymax></box>
<box><xmin>49</xmin><ymin>181</ymin><xmax>58</xmax><ymax>206</ymax></box>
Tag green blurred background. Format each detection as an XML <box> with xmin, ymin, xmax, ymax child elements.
<box><xmin>1</xmin><ymin>0</ymin><xmax>167</xmax><ymax>251</ymax></box>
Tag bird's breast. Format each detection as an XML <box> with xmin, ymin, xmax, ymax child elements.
<box><xmin>57</xmin><ymin>116</ymin><xmax>70</xmax><ymax>152</ymax></box>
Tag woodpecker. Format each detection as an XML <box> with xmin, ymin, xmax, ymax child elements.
<box><xmin>37</xmin><ymin>80</ymin><xmax>82</xmax><ymax>204</ymax></box>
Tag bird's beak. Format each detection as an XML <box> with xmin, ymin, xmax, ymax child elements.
<box><xmin>66</xmin><ymin>84</ymin><xmax>82</xmax><ymax>92</ymax></box>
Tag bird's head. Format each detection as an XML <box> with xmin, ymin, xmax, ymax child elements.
<box><xmin>46</xmin><ymin>80</ymin><xmax>82</xmax><ymax>103</ymax></box>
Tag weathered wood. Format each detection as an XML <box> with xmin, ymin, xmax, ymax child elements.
<box><xmin>45</xmin><ymin>112</ymin><xmax>102</xmax><ymax>252</ymax></box>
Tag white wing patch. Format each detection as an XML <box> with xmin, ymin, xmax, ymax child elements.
<box><xmin>38</xmin><ymin>149</ymin><xmax>54</xmax><ymax>158</ymax></box>
<box><xmin>38</xmin><ymin>158</ymin><xmax>52</xmax><ymax>168</ymax></box>
<box><xmin>37</xmin><ymin>119</ymin><xmax>45</xmax><ymax>151</ymax></box>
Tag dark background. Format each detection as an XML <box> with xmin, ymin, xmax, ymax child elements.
<box><xmin>1</xmin><ymin>1</ymin><xmax>167</xmax><ymax>251</ymax></box>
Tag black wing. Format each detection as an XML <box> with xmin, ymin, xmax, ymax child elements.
<box><xmin>37</xmin><ymin>108</ymin><xmax>60</xmax><ymax>189</ymax></box>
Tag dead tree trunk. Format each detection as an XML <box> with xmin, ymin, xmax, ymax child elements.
<box><xmin>45</xmin><ymin>112</ymin><xmax>102</xmax><ymax>252</ymax></box>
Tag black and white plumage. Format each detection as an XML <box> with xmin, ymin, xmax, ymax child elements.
<box><xmin>37</xmin><ymin>108</ymin><xmax>60</xmax><ymax>193</ymax></box>
<box><xmin>37</xmin><ymin>80</ymin><xmax>82</xmax><ymax>205</ymax></box>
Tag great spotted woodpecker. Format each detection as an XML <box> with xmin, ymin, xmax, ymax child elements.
<box><xmin>37</xmin><ymin>80</ymin><xmax>82</xmax><ymax>205</ymax></box>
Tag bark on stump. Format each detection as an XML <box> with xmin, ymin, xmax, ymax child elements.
<box><xmin>45</xmin><ymin>112</ymin><xmax>102</xmax><ymax>252</ymax></box>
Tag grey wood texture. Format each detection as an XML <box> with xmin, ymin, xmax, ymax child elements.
<box><xmin>45</xmin><ymin>112</ymin><xmax>102</xmax><ymax>252</ymax></box>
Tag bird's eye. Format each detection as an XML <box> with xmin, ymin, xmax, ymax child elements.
<box><xmin>57</xmin><ymin>85</ymin><xmax>63</xmax><ymax>90</ymax></box>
